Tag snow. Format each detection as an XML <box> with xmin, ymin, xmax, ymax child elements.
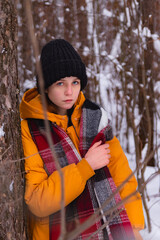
<box><xmin>152</xmin><ymin>34</ymin><xmax>160</xmax><ymax>55</ymax></box>
<box><xmin>83</xmin><ymin>46</ymin><xmax>90</xmax><ymax>56</ymax></box>
<box><xmin>98</xmin><ymin>25</ymin><xmax>160</xmax><ymax>238</ymax></box>
<box><xmin>125</xmin><ymin>7</ymin><xmax>131</xmax><ymax>27</ymax></box>
<box><xmin>0</xmin><ymin>125</ymin><xmax>5</xmax><ymax>137</ymax></box>
<box><xmin>102</xmin><ymin>9</ymin><xmax>112</xmax><ymax>18</ymax></box>
<box><xmin>125</xmin><ymin>156</ymin><xmax>160</xmax><ymax>239</ymax></box>
<box><xmin>140</xmin><ymin>167</ymin><xmax>160</xmax><ymax>240</ymax></box>
<box><xmin>142</xmin><ymin>27</ymin><xmax>152</xmax><ymax>38</ymax></box>
<box><xmin>80</xmin><ymin>6</ymin><xmax>85</xmax><ymax>11</ymax></box>
<box><xmin>9</xmin><ymin>180</ymin><xmax>14</xmax><ymax>192</ymax></box>
<box><xmin>23</xmin><ymin>79</ymin><xmax>36</xmax><ymax>91</ymax></box>
<box><xmin>44</xmin><ymin>1</ymin><xmax>51</xmax><ymax>5</ymax></box>
<box><xmin>1</xmin><ymin>48</ymin><xmax>6</xmax><ymax>53</ymax></box>
<box><xmin>133</xmin><ymin>26</ymin><xmax>160</xmax><ymax>56</ymax></box>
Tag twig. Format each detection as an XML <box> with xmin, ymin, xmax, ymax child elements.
<box><xmin>65</xmin><ymin>144</ymin><xmax>160</xmax><ymax>239</ymax></box>
<box><xmin>0</xmin><ymin>145</ymin><xmax>12</xmax><ymax>159</ymax></box>
<box><xmin>24</xmin><ymin>1</ymin><xmax>66</xmax><ymax>238</ymax></box>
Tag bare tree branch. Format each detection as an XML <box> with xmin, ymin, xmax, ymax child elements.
<box><xmin>24</xmin><ymin>1</ymin><xmax>66</xmax><ymax>238</ymax></box>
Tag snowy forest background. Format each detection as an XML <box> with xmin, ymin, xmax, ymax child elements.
<box><xmin>0</xmin><ymin>0</ymin><xmax>160</xmax><ymax>239</ymax></box>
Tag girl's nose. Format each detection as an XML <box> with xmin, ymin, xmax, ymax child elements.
<box><xmin>65</xmin><ymin>84</ymin><xmax>73</xmax><ymax>95</ymax></box>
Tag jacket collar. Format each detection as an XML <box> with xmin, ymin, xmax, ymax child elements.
<box><xmin>20</xmin><ymin>88</ymin><xmax>85</xmax><ymax>131</ymax></box>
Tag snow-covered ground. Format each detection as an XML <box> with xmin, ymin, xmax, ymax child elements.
<box><xmin>128</xmin><ymin>160</ymin><xmax>160</xmax><ymax>240</ymax></box>
<box><xmin>140</xmin><ymin>166</ymin><xmax>160</xmax><ymax>240</ymax></box>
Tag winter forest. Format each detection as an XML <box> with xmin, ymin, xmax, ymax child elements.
<box><xmin>0</xmin><ymin>0</ymin><xmax>160</xmax><ymax>239</ymax></box>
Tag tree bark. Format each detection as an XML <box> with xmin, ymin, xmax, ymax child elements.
<box><xmin>0</xmin><ymin>1</ymin><xmax>25</xmax><ymax>239</ymax></box>
<box><xmin>138</xmin><ymin>0</ymin><xmax>155</xmax><ymax>166</ymax></box>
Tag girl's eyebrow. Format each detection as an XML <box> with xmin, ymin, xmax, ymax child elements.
<box><xmin>57</xmin><ymin>79</ymin><xmax>65</xmax><ymax>82</ymax></box>
<box><xmin>72</xmin><ymin>77</ymin><xmax>80</xmax><ymax>81</ymax></box>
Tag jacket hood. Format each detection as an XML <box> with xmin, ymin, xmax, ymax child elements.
<box><xmin>20</xmin><ymin>87</ymin><xmax>85</xmax><ymax>122</ymax></box>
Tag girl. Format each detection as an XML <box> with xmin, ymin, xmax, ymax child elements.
<box><xmin>20</xmin><ymin>39</ymin><xmax>144</xmax><ymax>240</ymax></box>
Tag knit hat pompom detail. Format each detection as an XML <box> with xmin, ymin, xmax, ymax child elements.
<box><xmin>40</xmin><ymin>39</ymin><xmax>87</xmax><ymax>90</ymax></box>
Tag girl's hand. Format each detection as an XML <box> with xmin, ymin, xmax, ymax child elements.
<box><xmin>84</xmin><ymin>141</ymin><xmax>111</xmax><ymax>170</ymax></box>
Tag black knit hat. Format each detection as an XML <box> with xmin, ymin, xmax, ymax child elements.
<box><xmin>40</xmin><ymin>39</ymin><xmax>87</xmax><ymax>90</ymax></box>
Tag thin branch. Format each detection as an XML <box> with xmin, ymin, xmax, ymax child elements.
<box><xmin>24</xmin><ymin>1</ymin><xmax>66</xmax><ymax>238</ymax></box>
<box><xmin>65</xmin><ymin>147</ymin><xmax>160</xmax><ymax>239</ymax></box>
<box><xmin>0</xmin><ymin>145</ymin><xmax>13</xmax><ymax>159</ymax></box>
<box><xmin>66</xmin><ymin>167</ymin><xmax>158</xmax><ymax>240</ymax></box>
<box><xmin>85</xmin><ymin>208</ymin><xmax>122</xmax><ymax>240</ymax></box>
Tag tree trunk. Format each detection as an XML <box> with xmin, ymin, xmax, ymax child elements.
<box><xmin>63</xmin><ymin>0</ymin><xmax>75</xmax><ymax>43</ymax></box>
<box><xmin>138</xmin><ymin>0</ymin><xmax>155</xmax><ymax>166</ymax></box>
<box><xmin>0</xmin><ymin>1</ymin><xmax>25</xmax><ymax>239</ymax></box>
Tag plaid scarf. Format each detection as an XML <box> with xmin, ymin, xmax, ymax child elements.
<box><xmin>28</xmin><ymin>99</ymin><xmax>135</xmax><ymax>240</ymax></box>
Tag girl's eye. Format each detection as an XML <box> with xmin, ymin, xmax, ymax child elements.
<box><xmin>57</xmin><ymin>82</ymin><xmax>63</xmax><ymax>86</ymax></box>
<box><xmin>73</xmin><ymin>81</ymin><xmax>80</xmax><ymax>85</ymax></box>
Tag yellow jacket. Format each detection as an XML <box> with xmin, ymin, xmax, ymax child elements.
<box><xmin>20</xmin><ymin>88</ymin><xmax>144</xmax><ymax>240</ymax></box>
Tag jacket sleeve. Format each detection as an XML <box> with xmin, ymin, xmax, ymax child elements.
<box><xmin>21</xmin><ymin>120</ymin><xmax>95</xmax><ymax>218</ymax></box>
<box><xmin>107</xmin><ymin>136</ymin><xmax>144</xmax><ymax>230</ymax></box>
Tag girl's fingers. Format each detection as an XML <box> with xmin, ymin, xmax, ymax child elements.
<box><xmin>91</xmin><ymin>140</ymin><xmax>102</xmax><ymax>149</ymax></box>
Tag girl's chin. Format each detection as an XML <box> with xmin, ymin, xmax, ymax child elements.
<box><xmin>63</xmin><ymin>103</ymin><xmax>74</xmax><ymax>108</ymax></box>
<box><xmin>57</xmin><ymin>104</ymin><xmax>74</xmax><ymax>115</ymax></box>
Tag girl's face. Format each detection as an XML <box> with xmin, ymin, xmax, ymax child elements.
<box><xmin>46</xmin><ymin>76</ymin><xmax>81</xmax><ymax>115</ymax></box>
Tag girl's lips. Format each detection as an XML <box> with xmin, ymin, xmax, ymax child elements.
<box><xmin>64</xmin><ymin>99</ymin><xmax>73</xmax><ymax>102</ymax></box>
